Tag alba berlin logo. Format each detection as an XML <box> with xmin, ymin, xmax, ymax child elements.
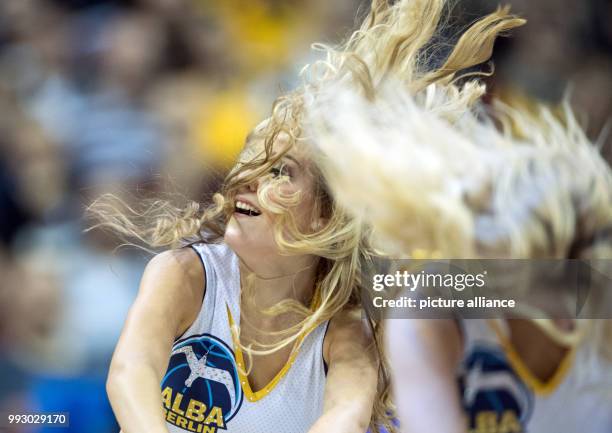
<box><xmin>162</xmin><ymin>334</ymin><xmax>243</xmax><ymax>432</ymax></box>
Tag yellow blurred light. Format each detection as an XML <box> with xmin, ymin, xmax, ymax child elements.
<box><xmin>192</xmin><ymin>90</ymin><xmax>259</xmax><ymax>168</ymax></box>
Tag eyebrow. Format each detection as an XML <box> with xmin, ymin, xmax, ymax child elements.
<box><xmin>283</xmin><ymin>154</ymin><xmax>302</xmax><ymax>168</ymax></box>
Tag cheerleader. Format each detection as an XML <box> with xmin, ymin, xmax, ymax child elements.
<box><xmin>91</xmin><ymin>0</ymin><xmax>528</xmax><ymax>431</ymax></box>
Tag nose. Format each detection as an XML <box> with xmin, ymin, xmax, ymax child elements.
<box><xmin>235</xmin><ymin>163</ymin><xmax>265</xmax><ymax>194</ymax></box>
<box><xmin>242</xmin><ymin>169</ymin><xmax>261</xmax><ymax>193</ymax></box>
<box><xmin>247</xmin><ymin>177</ymin><xmax>259</xmax><ymax>192</ymax></box>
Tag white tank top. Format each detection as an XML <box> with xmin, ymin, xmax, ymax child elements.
<box><xmin>458</xmin><ymin>319</ymin><xmax>612</xmax><ymax>433</ymax></box>
<box><xmin>161</xmin><ymin>242</ymin><xmax>328</xmax><ymax>433</ymax></box>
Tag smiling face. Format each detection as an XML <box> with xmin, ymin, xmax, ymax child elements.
<box><xmin>223</xmin><ymin>132</ymin><xmax>327</xmax><ymax>271</ymax></box>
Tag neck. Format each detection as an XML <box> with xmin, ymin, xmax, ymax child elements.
<box><xmin>238</xmin><ymin>254</ymin><xmax>319</xmax><ymax>310</ymax></box>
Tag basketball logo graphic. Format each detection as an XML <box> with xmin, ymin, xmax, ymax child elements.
<box><xmin>459</xmin><ymin>346</ymin><xmax>534</xmax><ymax>433</ymax></box>
<box><xmin>162</xmin><ymin>334</ymin><xmax>244</xmax><ymax>432</ymax></box>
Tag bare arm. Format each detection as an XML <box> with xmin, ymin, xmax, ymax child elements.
<box><xmin>107</xmin><ymin>249</ymin><xmax>204</xmax><ymax>433</ymax></box>
<box><xmin>308</xmin><ymin>309</ymin><xmax>378</xmax><ymax>433</ymax></box>
<box><xmin>387</xmin><ymin>319</ymin><xmax>465</xmax><ymax>433</ymax></box>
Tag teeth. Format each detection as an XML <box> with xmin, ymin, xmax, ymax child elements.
<box><xmin>236</xmin><ymin>200</ymin><xmax>260</xmax><ymax>214</ymax></box>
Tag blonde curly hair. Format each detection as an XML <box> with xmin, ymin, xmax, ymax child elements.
<box><xmin>306</xmin><ymin>59</ymin><xmax>612</xmax><ymax>362</ymax></box>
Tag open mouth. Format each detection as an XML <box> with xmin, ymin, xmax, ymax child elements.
<box><xmin>235</xmin><ymin>200</ymin><xmax>262</xmax><ymax>217</ymax></box>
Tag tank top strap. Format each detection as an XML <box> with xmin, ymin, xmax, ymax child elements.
<box><xmin>180</xmin><ymin>242</ymin><xmax>240</xmax><ymax>339</ymax></box>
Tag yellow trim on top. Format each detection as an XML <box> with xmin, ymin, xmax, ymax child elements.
<box><xmin>488</xmin><ymin>320</ymin><xmax>576</xmax><ymax>396</ymax></box>
<box><xmin>226</xmin><ymin>303</ymin><xmax>320</xmax><ymax>403</ymax></box>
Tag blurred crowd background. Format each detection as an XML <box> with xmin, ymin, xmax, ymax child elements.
<box><xmin>0</xmin><ymin>0</ymin><xmax>610</xmax><ymax>432</ymax></box>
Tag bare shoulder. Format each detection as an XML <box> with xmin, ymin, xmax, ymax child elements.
<box><xmin>145</xmin><ymin>248</ymin><xmax>204</xmax><ymax>286</ymax></box>
<box><xmin>386</xmin><ymin>319</ymin><xmax>462</xmax><ymax>370</ymax></box>
<box><xmin>139</xmin><ymin>247</ymin><xmax>205</xmax><ymax>336</ymax></box>
<box><xmin>323</xmin><ymin>308</ymin><xmax>374</xmax><ymax>364</ymax></box>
